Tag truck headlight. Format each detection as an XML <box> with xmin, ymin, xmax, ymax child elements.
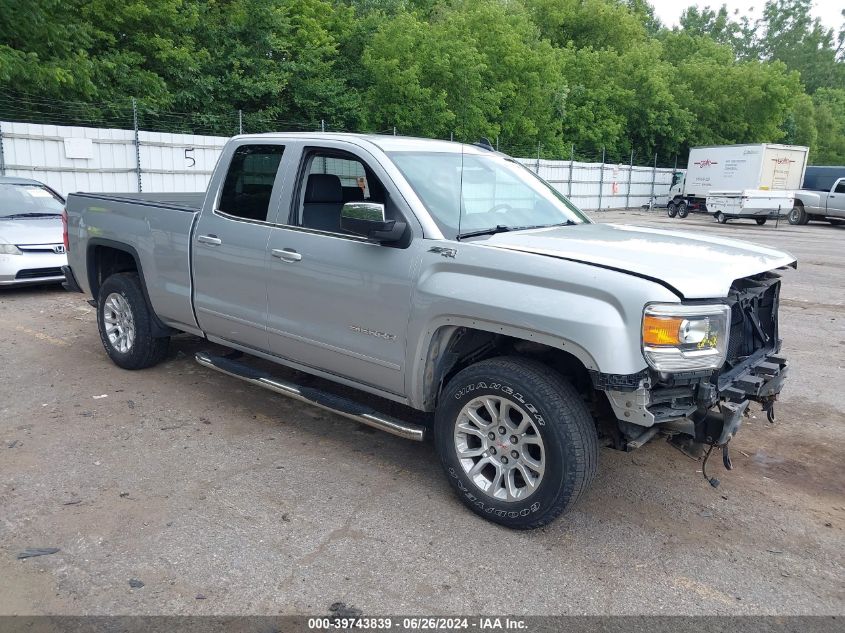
<box><xmin>642</xmin><ymin>303</ymin><xmax>730</xmax><ymax>372</ymax></box>
<box><xmin>0</xmin><ymin>244</ymin><xmax>22</xmax><ymax>255</ymax></box>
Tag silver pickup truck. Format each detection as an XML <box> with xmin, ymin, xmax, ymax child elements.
<box><xmin>63</xmin><ymin>133</ymin><xmax>796</xmax><ymax>529</ymax></box>
<box><xmin>789</xmin><ymin>174</ymin><xmax>845</xmax><ymax>225</ymax></box>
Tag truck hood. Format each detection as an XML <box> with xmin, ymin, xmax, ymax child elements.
<box><xmin>482</xmin><ymin>222</ymin><xmax>796</xmax><ymax>299</ymax></box>
<box><xmin>0</xmin><ymin>217</ymin><xmax>63</xmax><ymax>245</ymax></box>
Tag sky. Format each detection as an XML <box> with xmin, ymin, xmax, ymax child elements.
<box><xmin>648</xmin><ymin>0</ymin><xmax>845</xmax><ymax>33</ymax></box>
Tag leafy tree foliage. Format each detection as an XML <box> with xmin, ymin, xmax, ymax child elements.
<box><xmin>0</xmin><ymin>0</ymin><xmax>843</xmax><ymax>164</ymax></box>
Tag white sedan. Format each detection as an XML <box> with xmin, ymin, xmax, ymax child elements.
<box><xmin>0</xmin><ymin>176</ymin><xmax>67</xmax><ymax>287</ymax></box>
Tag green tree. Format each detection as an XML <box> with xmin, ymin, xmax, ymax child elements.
<box><xmin>757</xmin><ymin>0</ymin><xmax>845</xmax><ymax>92</ymax></box>
<box><xmin>812</xmin><ymin>89</ymin><xmax>845</xmax><ymax>164</ymax></box>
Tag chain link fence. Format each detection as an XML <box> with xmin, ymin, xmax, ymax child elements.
<box><xmin>0</xmin><ymin>95</ymin><xmax>683</xmax><ymax>209</ymax></box>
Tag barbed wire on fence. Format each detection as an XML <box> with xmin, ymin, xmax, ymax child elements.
<box><xmin>0</xmin><ymin>92</ymin><xmax>688</xmax><ymax>169</ymax></box>
<box><xmin>0</xmin><ymin>92</ymin><xmax>683</xmax><ymax>210</ymax></box>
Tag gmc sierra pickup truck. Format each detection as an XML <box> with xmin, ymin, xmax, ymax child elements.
<box><xmin>63</xmin><ymin>133</ymin><xmax>795</xmax><ymax>529</ymax></box>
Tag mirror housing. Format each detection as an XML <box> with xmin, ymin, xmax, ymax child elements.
<box><xmin>340</xmin><ymin>202</ymin><xmax>406</xmax><ymax>242</ymax></box>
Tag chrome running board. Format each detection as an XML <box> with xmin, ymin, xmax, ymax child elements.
<box><xmin>195</xmin><ymin>351</ymin><xmax>426</xmax><ymax>441</ymax></box>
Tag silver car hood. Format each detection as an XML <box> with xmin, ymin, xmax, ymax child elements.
<box><xmin>482</xmin><ymin>222</ymin><xmax>796</xmax><ymax>299</ymax></box>
<box><xmin>0</xmin><ymin>217</ymin><xmax>63</xmax><ymax>245</ymax></box>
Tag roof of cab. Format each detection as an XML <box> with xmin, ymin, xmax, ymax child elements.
<box><xmin>231</xmin><ymin>132</ymin><xmax>491</xmax><ymax>155</ymax></box>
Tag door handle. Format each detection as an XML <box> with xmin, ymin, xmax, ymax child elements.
<box><xmin>197</xmin><ymin>234</ymin><xmax>222</xmax><ymax>246</ymax></box>
<box><xmin>271</xmin><ymin>248</ymin><xmax>302</xmax><ymax>262</ymax></box>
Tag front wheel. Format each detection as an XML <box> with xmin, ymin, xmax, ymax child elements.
<box><xmin>97</xmin><ymin>272</ymin><xmax>170</xmax><ymax>370</ymax></box>
<box><xmin>667</xmin><ymin>201</ymin><xmax>677</xmax><ymax>218</ymax></box>
<box><xmin>434</xmin><ymin>357</ymin><xmax>598</xmax><ymax>529</ymax></box>
<box><xmin>676</xmin><ymin>201</ymin><xmax>689</xmax><ymax>218</ymax></box>
<box><xmin>715</xmin><ymin>212</ymin><xmax>728</xmax><ymax>224</ymax></box>
<box><xmin>755</xmin><ymin>217</ymin><xmax>767</xmax><ymax>225</ymax></box>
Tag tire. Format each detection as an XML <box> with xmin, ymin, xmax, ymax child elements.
<box><xmin>97</xmin><ymin>272</ymin><xmax>170</xmax><ymax>370</ymax></box>
<box><xmin>715</xmin><ymin>212</ymin><xmax>727</xmax><ymax>224</ymax></box>
<box><xmin>434</xmin><ymin>357</ymin><xmax>598</xmax><ymax>529</ymax></box>
<box><xmin>677</xmin><ymin>201</ymin><xmax>689</xmax><ymax>218</ymax></box>
<box><xmin>788</xmin><ymin>205</ymin><xmax>807</xmax><ymax>225</ymax></box>
<box><xmin>667</xmin><ymin>201</ymin><xmax>677</xmax><ymax>218</ymax></box>
<box><xmin>755</xmin><ymin>217</ymin><xmax>767</xmax><ymax>225</ymax></box>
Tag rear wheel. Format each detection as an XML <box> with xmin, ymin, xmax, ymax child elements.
<box><xmin>715</xmin><ymin>212</ymin><xmax>727</xmax><ymax>224</ymax></box>
<box><xmin>677</xmin><ymin>201</ymin><xmax>689</xmax><ymax>218</ymax></box>
<box><xmin>788</xmin><ymin>205</ymin><xmax>807</xmax><ymax>225</ymax></box>
<box><xmin>97</xmin><ymin>273</ymin><xmax>169</xmax><ymax>370</ymax></box>
<box><xmin>667</xmin><ymin>201</ymin><xmax>677</xmax><ymax>218</ymax></box>
<box><xmin>434</xmin><ymin>357</ymin><xmax>598</xmax><ymax>529</ymax></box>
<box><xmin>755</xmin><ymin>217</ymin><xmax>767</xmax><ymax>225</ymax></box>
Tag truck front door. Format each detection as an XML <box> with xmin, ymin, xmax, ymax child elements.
<box><xmin>263</xmin><ymin>143</ymin><xmax>421</xmax><ymax>396</ymax></box>
<box><xmin>192</xmin><ymin>142</ymin><xmax>288</xmax><ymax>349</ymax></box>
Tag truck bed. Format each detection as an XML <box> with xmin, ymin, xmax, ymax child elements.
<box><xmin>65</xmin><ymin>191</ymin><xmax>202</xmax><ymax>335</ymax></box>
<box><xmin>76</xmin><ymin>191</ymin><xmax>206</xmax><ymax>210</ymax></box>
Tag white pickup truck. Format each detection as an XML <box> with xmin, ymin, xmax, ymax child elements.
<box><xmin>63</xmin><ymin>133</ymin><xmax>796</xmax><ymax>528</ymax></box>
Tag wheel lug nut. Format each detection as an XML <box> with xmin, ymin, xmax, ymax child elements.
<box><xmin>501</xmin><ymin>456</ymin><xmax>509</xmax><ymax>464</ymax></box>
<box><xmin>510</xmin><ymin>435</ymin><xmax>518</xmax><ymax>443</ymax></box>
<box><xmin>490</xmin><ymin>447</ymin><xmax>497</xmax><ymax>455</ymax></box>
<box><xmin>498</xmin><ymin>426</ymin><xmax>506</xmax><ymax>435</ymax></box>
<box><xmin>511</xmin><ymin>450</ymin><xmax>519</xmax><ymax>459</ymax></box>
<box><xmin>488</xmin><ymin>432</ymin><xmax>496</xmax><ymax>440</ymax></box>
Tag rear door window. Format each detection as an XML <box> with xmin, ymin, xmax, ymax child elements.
<box><xmin>218</xmin><ymin>145</ymin><xmax>285</xmax><ymax>222</ymax></box>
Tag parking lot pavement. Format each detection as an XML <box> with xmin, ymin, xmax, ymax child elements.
<box><xmin>0</xmin><ymin>208</ymin><xmax>843</xmax><ymax>616</ymax></box>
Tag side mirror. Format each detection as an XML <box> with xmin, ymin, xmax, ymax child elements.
<box><xmin>340</xmin><ymin>202</ymin><xmax>406</xmax><ymax>242</ymax></box>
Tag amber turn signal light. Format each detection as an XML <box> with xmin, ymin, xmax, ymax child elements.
<box><xmin>642</xmin><ymin>315</ymin><xmax>684</xmax><ymax>346</ymax></box>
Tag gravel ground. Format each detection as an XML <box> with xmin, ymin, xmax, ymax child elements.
<box><xmin>0</xmin><ymin>208</ymin><xmax>842</xmax><ymax>616</ymax></box>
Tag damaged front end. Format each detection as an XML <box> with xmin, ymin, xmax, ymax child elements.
<box><xmin>596</xmin><ymin>271</ymin><xmax>789</xmax><ymax>485</ymax></box>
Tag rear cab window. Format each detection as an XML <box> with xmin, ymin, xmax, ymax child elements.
<box><xmin>218</xmin><ymin>145</ymin><xmax>285</xmax><ymax>222</ymax></box>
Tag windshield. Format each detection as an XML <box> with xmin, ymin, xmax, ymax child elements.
<box><xmin>0</xmin><ymin>183</ymin><xmax>64</xmax><ymax>218</ymax></box>
<box><xmin>388</xmin><ymin>149</ymin><xmax>591</xmax><ymax>239</ymax></box>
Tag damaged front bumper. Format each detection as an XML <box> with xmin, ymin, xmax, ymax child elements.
<box><xmin>602</xmin><ymin>350</ymin><xmax>788</xmax><ymax>451</ymax></box>
<box><xmin>602</xmin><ymin>271</ymin><xmax>789</xmax><ymax>455</ymax></box>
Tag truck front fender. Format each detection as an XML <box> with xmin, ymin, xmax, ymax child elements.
<box><xmin>404</xmin><ymin>246</ymin><xmax>680</xmax><ymax>410</ymax></box>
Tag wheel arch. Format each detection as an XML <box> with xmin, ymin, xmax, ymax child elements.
<box><xmin>412</xmin><ymin>319</ymin><xmax>599</xmax><ymax>412</ymax></box>
<box><xmin>86</xmin><ymin>239</ymin><xmax>171</xmax><ymax>337</ymax></box>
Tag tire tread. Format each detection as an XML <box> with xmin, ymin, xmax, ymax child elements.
<box><xmin>436</xmin><ymin>356</ymin><xmax>598</xmax><ymax>529</ymax></box>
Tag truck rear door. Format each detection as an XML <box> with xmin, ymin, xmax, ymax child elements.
<box><xmin>192</xmin><ymin>142</ymin><xmax>289</xmax><ymax>349</ymax></box>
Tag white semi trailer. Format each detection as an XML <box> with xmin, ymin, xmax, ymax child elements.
<box><xmin>666</xmin><ymin>144</ymin><xmax>808</xmax><ymax>225</ymax></box>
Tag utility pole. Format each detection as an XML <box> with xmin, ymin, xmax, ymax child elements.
<box><xmin>321</xmin><ymin>119</ymin><xmax>325</xmax><ymax>132</ymax></box>
<box><xmin>598</xmin><ymin>147</ymin><xmax>605</xmax><ymax>210</ymax></box>
<box><xmin>626</xmin><ymin>149</ymin><xmax>634</xmax><ymax>209</ymax></box>
<box><xmin>535</xmin><ymin>141</ymin><xmax>541</xmax><ymax>173</ymax></box>
<box><xmin>649</xmin><ymin>153</ymin><xmax>657</xmax><ymax>211</ymax></box>
<box><xmin>568</xmin><ymin>144</ymin><xmax>574</xmax><ymax>197</ymax></box>
<box><xmin>132</xmin><ymin>98</ymin><xmax>142</xmax><ymax>193</ymax></box>
<box><xmin>393</xmin><ymin>126</ymin><xmax>397</xmax><ymax>136</ymax></box>
<box><xmin>238</xmin><ymin>109</ymin><xmax>243</xmax><ymax>135</ymax></box>
<box><xmin>0</xmin><ymin>121</ymin><xmax>6</xmax><ymax>176</ymax></box>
